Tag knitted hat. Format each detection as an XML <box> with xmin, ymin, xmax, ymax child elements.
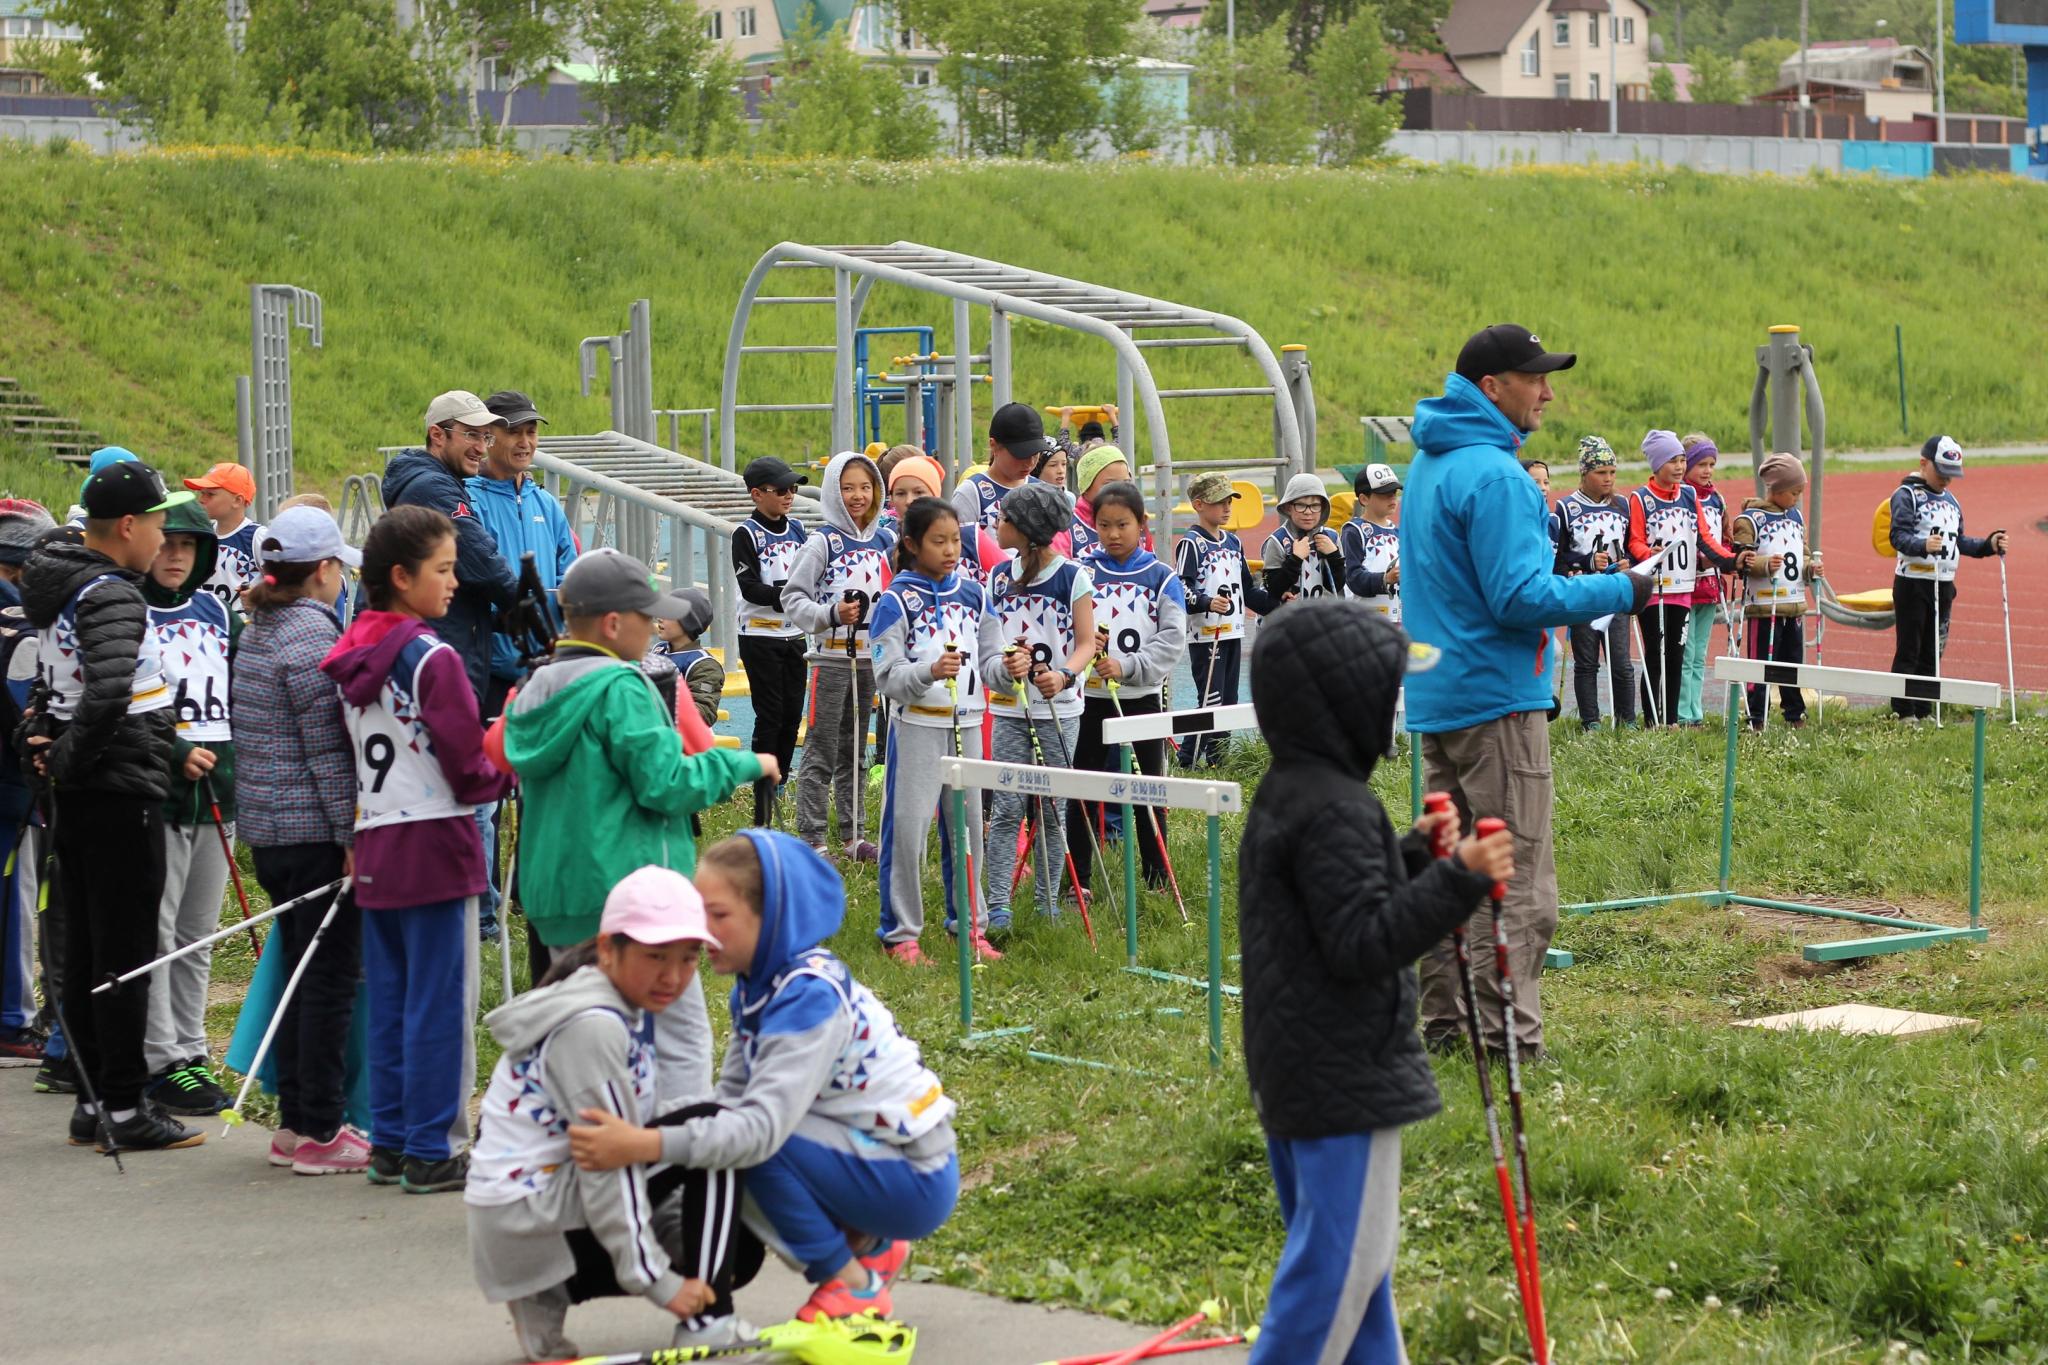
<box><xmin>1684</xmin><ymin>437</ymin><xmax>1721</xmax><ymax>471</ymax></box>
<box><xmin>0</xmin><ymin>499</ymin><xmax>54</xmax><ymax>567</ymax></box>
<box><xmin>1759</xmin><ymin>452</ymin><xmax>1807</xmax><ymax>494</ymax></box>
<box><xmin>1074</xmin><ymin>446</ymin><xmax>1128</xmax><ymax>500</ymax></box>
<box><xmin>999</xmin><ymin>482</ymin><xmax>1071</xmax><ymax>546</ymax></box>
<box><xmin>1641</xmin><ymin>429</ymin><xmax>1685</xmax><ymax>474</ymax></box>
<box><xmin>887</xmin><ymin>454</ymin><xmax>947</xmax><ymax>500</ymax></box>
<box><xmin>1576</xmin><ymin>435</ymin><xmax>1616</xmax><ymax>471</ymax></box>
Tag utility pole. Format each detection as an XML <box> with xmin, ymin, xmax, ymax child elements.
<box><xmin>1798</xmin><ymin>0</ymin><xmax>1810</xmax><ymax>138</ymax></box>
<box><xmin>1608</xmin><ymin>0</ymin><xmax>1619</xmax><ymax>132</ymax></box>
<box><xmin>1934</xmin><ymin>0</ymin><xmax>1947</xmax><ymax>144</ymax></box>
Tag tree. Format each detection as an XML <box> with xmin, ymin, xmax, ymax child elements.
<box><xmin>414</xmin><ymin>0</ymin><xmax>579</xmax><ymax>145</ymax></box>
<box><xmin>755</xmin><ymin>7</ymin><xmax>938</xmax><ymax>159</ymax></box>
<box><xmin>579</xmin><ymin>0</ymin><xmax>743</xmax><ymax>157</ymax></box>
<box><xmin>897</xmin><ymin>0</ymin><xmax>1142</xmax><ymax>157</ymax></box>
<box><xmin>1214</xmin><ymin>0</ymin><xmax>1449</xmax><ymax>64</ymax></box>
<box><xmin>1649</xmin><ymin>64</ymin><xmax>1677</xmax><ymax>101</ymax></box>
<box><xmin>48</xmin><ymin>0</ymin><xmax>270</xmax><ymax>139</ymax></box>
<box><xmin>242</xmin><ymin>0</ymin><xmax>450</xmax><ymax>149</ymax></box>
<box><xmin>1190</xmin><ymin>27</ymin><xmax>1316</xmax><ymax>165</ymax></box>
<box><xmin>1310</xmin><ymin>6</ymin><xmax>1398</xmax><ymax>165</ymax></box>
<box><xmin>1736</xmin><ymin>35</ymin><xmax>1797</xmax><ymax>95</ymax></box>
<box><xmin>1688</xmin><ymin>48</ymin><xmax>1745</xmax><ymax>104</ymax></box>
<box><xmin>1103</xmin><ymin>68</ymin><xmax>1169</xmax><ymax>155</ymax></box>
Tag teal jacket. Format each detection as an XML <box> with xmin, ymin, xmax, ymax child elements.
<box><xmin>504</xmin><ymin>642</ymin><xmax>763</xmax><ymax>947</ymax></box>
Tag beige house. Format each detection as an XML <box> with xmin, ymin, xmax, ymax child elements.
<box><xmin>1441</xmin><ymin>0</ymin><xmax>1654</xmax><ymax>101</ymax></box>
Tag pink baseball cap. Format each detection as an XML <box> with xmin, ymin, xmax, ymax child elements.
<box><xmin>599</xmin><ymin>866</ymin><xmax>721</xmax><ymax>949</ymax></box>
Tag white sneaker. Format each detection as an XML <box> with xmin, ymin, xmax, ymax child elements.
<box><xmin>508</xmin><ymin>1284</ymin><xmax>577</xmax><ymax>1363</ymax></box>
<box><xmin>672</xmin><ymin>1313</ymin><xmax>757</xmax><ymax>1350</ymax></box>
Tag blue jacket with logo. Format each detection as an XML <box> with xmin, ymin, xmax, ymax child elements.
<box><xmin>382</xmin><ymin>448</ymin><xmax>521</xmax><ymax>701</ymax></box>
<box><xmin>466</xmin><ymin>472</ymin><xmax>580</xmax><ymax>683</ymax></box>
<box><xmin>1402</xmin><ymin>374</ymin><xmax>1634</xmax><ymax>733</ymax></box>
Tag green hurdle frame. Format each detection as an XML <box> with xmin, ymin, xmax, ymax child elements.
<box><xmin>1560</xmin><ymin>657</ymin><xmax>1996</xmax><ymax>963</ymax></box>
<box><xmin>942</xmin><ymin>755</ymin><xmax>1242</xmax><ymax>1069</ymax></box>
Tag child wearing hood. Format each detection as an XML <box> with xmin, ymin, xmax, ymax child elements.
<box><xmin>568</xmin><ymin>832</ymin><xmax>958</xmax><ymax>1326</ymax></box>
<box><xmin>1261</xmin><ymin>472</ymin><xmax>1344</xmax><ymax>606</ymax></box>
<box><xmin>1237</xmin><ymin>599</ymin><xmax>1512</xmax><ymax>1364</ymax></box>
<box><xmin>781</xmin><ymin>452</ymin><xmax>894</xmax><ymax>863</ymax></box>
<box><xmin>468</xmin><ymin>866</ymin><xmax>765</xmax><ymax>1362</ymax></box>
<box><xmin>139</xmin><ymin>496</ymin><xmax>241</xmax><ymax>1118</ymax></box>
<box><xmin>1628</xmin><ymin>430</ymin><xmax>1749</xmax><ymax>729</ymax></box>
<box><xmin>322</xmin><ymin>505</ymin><xmax>514</xmax><ymax>1193</ymax></box>
<box><xmin>1676</xmin><ymin>434</ymin><xmax>1732</xmax><ymax>726</ymax></box>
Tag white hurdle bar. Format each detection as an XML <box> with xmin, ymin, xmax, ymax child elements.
<box><xmin>939</xmin><ymin>756</ymin><xmax>1241</xmax><ymax>1068</ymax></box>
<box><xmin>1711</xmin><ymin>656</ymin><xmax>2000</xmax><ymax>711</ymax></box>
<box><xmin>1099</xmin><ymin>702</ymin><xmax>1258</xmax><ymax>746</ymax></box>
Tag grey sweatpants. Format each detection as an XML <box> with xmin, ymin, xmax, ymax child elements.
<box><xmin>1416</xmin><ymin>710</ymin><xmax>1559</xmax><ymax>1053</ymax></box>
<box><xmin>877</xmin><ymin>720</ymin><xmax>984</xmax><ymax>945</ymax></box>
<box><xmin>146</xmin><ymin>821</ymin><xmax>232</xmax><ymax>1073</ymax></box>
<box><xmin>984</xmin><ymin>713</ymin><xmax>1080</xmax><ymax>917</ymax></box>
<box><xmin>795</xmin><ymin>659</ymin><xmax>874</xmax><ymax>849</ymax></box>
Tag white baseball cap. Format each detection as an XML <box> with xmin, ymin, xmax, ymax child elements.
<box><xmin>423</xmin><ymin>390</ymin><xmax>505</xmax><ymax>429</ymax></box>
<box><xmin>261</xmin><ymin>506</ymin><xmax>363</xmax><ymax>568</ymax></box>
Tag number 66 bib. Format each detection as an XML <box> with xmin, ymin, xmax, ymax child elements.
<box><xmin>345</xmin><ymin>634</ymin><xmax>477</xmax><ymax>832</ymax></box>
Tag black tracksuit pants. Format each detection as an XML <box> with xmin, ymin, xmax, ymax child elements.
<box><xmin>55</xmin><ymin>789</ymin><xmax>166</xmax><ymax>1110</ymax></box>
<box><xmin>1889</xmin><ymin>575</ymin><xmax>1956</xmax><ymax>719</ymax></box>
<box><xmin>1637</xmin><ymin>604</ymin><xmax>1688</xmax><ymax>727</ymax></box>
<box><xmin>253</xmin><ymin>843</ymin><xmax>362</xmax><ymax>1144</ymax></box>
<box><xmin>1069</xmin><ymin>693</ymin><xmax>1169</xmax><ymax>889</ymax></box>
<box><xmin>739</xmin><ymin>635</ymin><xmax>807</xmax><ymax>823</ymax></box>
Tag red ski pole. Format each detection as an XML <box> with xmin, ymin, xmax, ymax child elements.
<box><xmin>1475</xmin><ymin>814</ymin><xmax>1549</xmax><ymax>1365</ymax></box>
<box><xmin>203</xmin><ymin>774</ymin><xmax>262</xmax><ymax>960</ymax></box>
<box><xmin>1097</xmin><ymin>1302</ymin><xmax>1219</xmax><ymax>1365</ymax></box>
<box><xmin>1042</xmin><ymin>1330</ymin><xmax>1257</xmax><ymax>1365</ymax></box>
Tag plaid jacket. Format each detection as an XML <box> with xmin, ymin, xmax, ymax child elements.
<box><xmin>230</xmin><ymin>596</ymin><xmax>355</xmax><ymax>848</ymax></box>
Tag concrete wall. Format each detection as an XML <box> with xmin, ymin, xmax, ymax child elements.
<box><xmin>1389</xmin><ymin>128</ymin><xmax>1846</xmax><ymax>174</ymax></box>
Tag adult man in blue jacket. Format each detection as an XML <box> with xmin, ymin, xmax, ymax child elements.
<box><xmin>467</xmin><ymin>390</ymin><xmax>579</xmax><ymax>720</ymax></box>
<box><xmin>1404</xmin><ymin>325</ymin><xmax>1651</xmax><ymax>1059</ymax></box>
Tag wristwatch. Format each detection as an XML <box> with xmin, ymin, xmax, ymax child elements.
<box><xmin>1059</xmin><ymin>667</ymin><xmax>1078</xmax><ymax>689</ymax></box>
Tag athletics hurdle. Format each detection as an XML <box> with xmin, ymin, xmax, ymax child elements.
<box><xmin>941</xmin><ymin>756</ymin><xmax>1241</xmax><ymax>1069</ymax></box>
<box><xmin>1561</xmin><ymin>657</ymin><xmax>1998</xmax><ymax>962</ymax></box>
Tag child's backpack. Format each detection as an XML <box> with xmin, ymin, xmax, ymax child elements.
<box><xmin>1871</xmin><ymin>496</ymin><xmax>1894</xmax><ymax>557</ymax></box>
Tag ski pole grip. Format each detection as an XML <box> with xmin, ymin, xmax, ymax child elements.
<box><xmin>1475</xmin><ymin>816</ymin><xmax>1509</xmax><ymax>901</ymax></box>
<box><xmin>1423</xmin><ymin>791</ymin><xmax>1457</xmax><ymax>860</ymax></box>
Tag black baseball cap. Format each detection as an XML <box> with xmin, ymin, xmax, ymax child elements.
<box><xmin>989</xmin><ymin>402</ymin><xmax>1052</xmax><ymax>459</ymax></box>
<box><xmin>81</xmin><ymin>460</ymin><xmax>195</xmax><ymax>520</ymax></box>
<box><xmin>1455</xmin><ymin>324</ymin><xmax>1577</xmax><ymax>383</ymax></box>
<box><xmin>742</xmin><ymin>457</ymin><xmax>808</xmax><ymax>491</ymax></box>
<box><xmin>485</xmin><ymin>390</ymin><xmax>547</xmax><ymax>427</ymax></box>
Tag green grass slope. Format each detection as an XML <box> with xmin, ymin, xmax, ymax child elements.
<box><xmin>2</xmin><ymin>145</ymin><xmax>2045</xmax><ymax>495</ymax></box>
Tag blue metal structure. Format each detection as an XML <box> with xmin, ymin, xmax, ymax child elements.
<box><xmin>853</xmin><ymin>325</ymin><xmax>938</xmax><ymax>453</ymax></box>
<box><xmin>1953</xmin><ymin>0</ymin><xmax>2048</xmax><ymax>174</ymax></box>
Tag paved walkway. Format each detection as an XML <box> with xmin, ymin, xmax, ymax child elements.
<box><xmin>0</xmin><ymin>1079</ymin><xmax>1249</xmax><ymax>1365</ymax></box>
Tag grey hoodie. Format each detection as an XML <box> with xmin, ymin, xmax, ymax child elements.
<box><xmin>781</xmin><ymin>452</ymin><xmax>892</xmax><ymax>665</ymax></box>
<box><xmin>465</xmin><ymin>966</ymin><xmax>687</xmax><ymax>1308</ymax></box>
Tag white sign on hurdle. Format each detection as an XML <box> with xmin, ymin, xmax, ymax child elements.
<box><xmin>939</xmin><ymin>755</ymin><xmax>1241</xmax><ymax>815</ymax></box>
<box><xmin>1710</xmin><ymin>657</ymin><xmax>2000</xmax><ymax>710</ymax></box>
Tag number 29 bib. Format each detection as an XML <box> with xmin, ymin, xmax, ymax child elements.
<box><xmin>345</xmin><ymin>634</ymin><xmax>476</xmax><ymax>832</ymax></box>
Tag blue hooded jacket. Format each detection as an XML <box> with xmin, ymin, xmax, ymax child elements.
<box><xmin>381</xmin><ymin>448</ymin><xmax>522</xmax><ymax>701</ymax></box>
<box><xmin>1403</xmin><ymin>374</ymin><xmax>1634</xmax><ymax>732</ymax></box>
<box><xmin>731</xmin><ymin>827</ymin><xmax>848</xmax><ymax>1027</ymax></box>
<box><xmin>465</xmin><ymin>470</ymin><xmax>580</xmax><ymax>683</ymax></box>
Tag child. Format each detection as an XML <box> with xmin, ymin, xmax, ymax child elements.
<box><xmin>1068</xmin><ymin>446</ymin><xmax>1131</xmax><ymax>559</ymax></box>
<box><xmin>982</xmin><ymin>483</ymin><xmax>1096</xmax><ymax>936</ymax></box>
<box><xmin>233</xmin><ymin>506</ymin><xmax>367</xmax><ymax>1174</ymax></box>
<box><xmin>782</xmin><ymin>451</ymin><xmax>892</xmax><ymax>863</ymax></box>
<box><xmin>1261</xmin><ymin>473</ymin><xmax>1343</xmax><ymax>606</ymax></box>
<box><xmin>0</xmin><ymin>500</ymin><xmax>52</xmax><ymax>1067</ymax></box>
<box><xmin>1628</xmin><ymin>430</ymin><xmax>1748</xmax><ymax>729</ymax></box>
<box><xmin>1519</xmin><ymin>458</ymin><xmax>1551</xmax><ymax>494</ymax></box>
<box><xmin>732</xmin><ymin>457</ymin><xmax>809</xmax><ymax>826</ymax></box>
<box><xmin>1033</xmin><ymin>444</ymin><xmax>1070</xmax><ymax>492</ymax></box>
<box><xmin>1551</xmin><ymin>437</ymin><xmax>1636</xmax><ymax>730</ymax></box>
<box><xmin>21</xmin><ymin>461</ymin><xmax>194</xmax><ymax>1151</ymax></box>
<box><xmin>869</xmin><ymin>497</ymin><xmax>1004</xmax><ymax>965</ymax></box>
<box><xmin>1175</xmin><ymin>473</ymin><xmax>1273</xmax><ymax>768</ymax></box>
<box><xmin>1072</xmin><ymin>482</ymin><xmax>1186</xmax><ymax>891</ymax></box>
<box><xmin>1732</xmin><ymin>453</ymin><xmax>1824</xmax><ymax>730</ymax></box>
<box><xmin>182</xmin><ymin>461</ymin><xmax>266</xmax><ymax>622</ymax></box>
<box><xmin>651</xmin><ymin>587</ymin><xmax>724</xmax><ymax>733</ymax></box>
<box><xmin>1238</xmin><ymin>598</ymin><xmax>1512</xmax><ymax>1365</ymax></box>
<box><xmin>505</xmin><ymin>550</ymin><xmax>771</xmax><ymax>1112</ymax></box>
<box><xmin>1340</xmin><ymin>463</ymin><xmax>1402</xmax><ymax>621</ymax></box>
<box><xmin>322</xmin><ymin>505</ymin><xmax>515</xmax><ymax>1191</ymax></box>
<box><xmin>1887</xmin><ymin>435</ymin><xmax>2007</xmax><ymax>721</ymax></box>
<box><xmin>1676</xmin><ymin>434</ymin><xmax>1732</xmax><ymax>726</ymax></box>
<box><xmin>567</xmin><ymin>832</ymin><xmax>958</xmax><ymax>1326</ymax></box>
<box><xmin>955</xmin><ymin>402</ymin><xmax>1048</xmax><ymax>537</ymax></box>
<box><xmin>139</xmin><ymin>496</ymin><xmax>239</xmax><ymax>1118</ymax></box>
<box><xmin>469</xmin><ymin>867</ymin><xmax>764</xmax><ymax>1361</ymax></box>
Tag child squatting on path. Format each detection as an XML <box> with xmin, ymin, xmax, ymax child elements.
<box><xmin>568</xmin><ymin>831</ymin><xmax>959</xmax><ymax>1326</ymax></box>
<box><xmin>1238</xmin><ymin>598</ymin><xmax>1513</xmax><ymax>1365</ymax></box>
<box><xmin>468</xmin><ymin>866</ymin><xmax>765</xmax><ymax>1362</ymax></box>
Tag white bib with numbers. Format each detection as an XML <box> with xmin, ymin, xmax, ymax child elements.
<box><xmin>150</xmin><ymin>594</ymin><xmax>234</xmax><ymax>742</ymax></box>
<box><xmin>1745</xmin><ymin>505</ymin><xmax>1809</xmax><ymax>606</ymax></box>
<box><xmin>1186</xmin><ymin>532</ymin><xmax>1247</xmax><ymax>642</ymax></box>
<box><xmin>1895</xmin><ymin>487</ymin><xmax>1962</xmax><ymax>583</ymax></box>
<box><xmin>344</xmin><ymin>634</ymin><xmax>476</xmax><ymax>831</ymax></box>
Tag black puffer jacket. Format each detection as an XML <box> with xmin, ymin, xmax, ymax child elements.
<box><xmin>1238</xmin><ymin>598</ymin><xmax>1494</xmax><ymax>1139</ymax></box>
<box><xmin>18</xmin><ymin>540</ymin><xmax>176</xmax><ymax>800</ymax></box>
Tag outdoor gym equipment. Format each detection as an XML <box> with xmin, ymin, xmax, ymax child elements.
<box><xmin>237</xmin><ymin>284</ymin><xmax>322</xmax><ymax>520</ymax></box>
<box><xmin>1561</xmin><ymin>656</ymin><xmax>1999</xmax><ymax>963</ymax></box>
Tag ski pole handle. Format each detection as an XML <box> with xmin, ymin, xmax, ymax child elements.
<box><xmin>1475</xmin><ymin>816</ymin><xmax>1509</xmax><ymax>901</ymax></box>
<box><xmin>1423</xmin><ymin>790</ymin><xmax>1456</xmax><ymax>861</ymax></box>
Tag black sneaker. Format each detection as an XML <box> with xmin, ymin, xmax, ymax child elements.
<box><xmin>146</xmin><ymin>1060</ymin><xmax>230</xmax><ymax>1116</ymax></box>
<box><xmin>100</xmin><ymin>1101</ymin><xmax>205</xmax><ymax>1152</ymax></box>
<box><xmin>34</xmin><ymin>1054</ymin><xmax>78</xmax><ymax>1094</ymax></box>
<box><xmin>68</xmin><ymin>1103</ymin><xmax>102</xmax><ymax>1146</ymax></box>
<box><xmin>401</xmin><ymin>1152</ymin><xmax>468</xmax><ymax>1194</ymax></box>
<box><xmin>366</xmin><ymin>1145</ymin><xmax>406</xmax><ymax>1186</ymax></box>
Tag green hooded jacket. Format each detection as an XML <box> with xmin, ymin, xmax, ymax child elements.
<box><xmin>504</xmin><ymin>641</ymin><xmax>764</xmax><ymax>947</ymax></box>
<box><xmin>144</xmin><ymin>498</ymin><xmax>240</xmax><ymax>825</ymax></box>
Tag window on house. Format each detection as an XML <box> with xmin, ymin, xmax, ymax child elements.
<box><xmin>1589</xmin><ymin>72</ymin><xmax>1601</xmax><ymax>98</ymax></box>
<box><xmin>1554</xmin><ymin>18</ymin><xmax>1571</xmax><ymax>44</ymax></box>
<box><xmin>1554</xmin><ymin>74</ymin><xmax>1570</xmax><ymax>97</ymax></box>
<box><xmin>1589</xmin><ymin>16</ymin><xmax>1600</xmax><ymax>45</ymax></box>
<box><xmin>1622</xmin><ymin>16</ymin><xmax>1636</xmax><ymax>41</ymax></box>
<box><xmin>2</xmin><ymin>18</ymin><xmax>27</xmax><ymax>35</ymax></box>
<box><xmin>736</xmin><ymin>6</ymin><xmax>755</xmax><ymax>35</ymax></box>
<box><xmin>704</xmin><ymin>9</ymin><xmax>723</xmax><ymax>39</ymax></box>
<box><xmin>478</xmin><ymin>56</ymin><xmax>499</xmax><ymax>90</ymax></box>
<box><xmin>912</xmin><ymin>67</ymin><xmax>932</xmax><ymax>85</ymax></box>
<box><xmin>1521</xmin><ymin>32</ymin><xmax>1541</xmax><ymax>75</ymax></box>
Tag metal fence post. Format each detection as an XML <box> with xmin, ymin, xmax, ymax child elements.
<box><xmin>952</xmin><ymin>299</ymin><xmax>973</xmax><ymax>481</ymax></box>
<box><xmin>989</xmin><ymin>308</ymin><xmax>1012</xmax><ymax>410</ymax></box>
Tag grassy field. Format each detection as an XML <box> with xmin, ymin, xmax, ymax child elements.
<box><xmin>191</xmin><ymin>703</ymin><xmax>2048</xmax><ymax>1361</ymax></box>
<box><xmin>3</xmin><ymin>144</ymin><xmax>2047</xmax><ymax>504</ymax></box>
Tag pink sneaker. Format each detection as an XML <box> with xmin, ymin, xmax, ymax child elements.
<box><xmin>292</xmin><ymin>1126</ymin><xmax>373</xmax><ymax>1176</ymax></box>
<box><xmin>268</xmin><ymin>1128</ymin><xmax>301</xmax><ymax>1168</ymax></box>
<box><xmin>885</xmin><ymin>941</ymin><xmax>933</xmax><ymax>967</ymax></box>
<box><xmin>860</xmin><ymin>1239</ymin><xmax>912</xmax><ymax>1289</ymax></box>
<box><xmin>970</xmin><ymin>934</ymin><xmax>1004</xmax><ymax>962</ymax></box>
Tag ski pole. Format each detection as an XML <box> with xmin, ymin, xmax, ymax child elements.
<box><xmin>1041</xmin><ymin>1334</ymin><xmax>1257</xmax><ymax>1365</ymax></box>
<box><xmin>220</xmin><ymin>877</ymin><xmax>353</xmax><ymax>1135</ymax></box>
<box><xmin>201</xmin><ymin>773</ymin><xmax>262</xmax><ymax>960</ymax></box>
<box><xmin>535</xmin><ymin>1313</ymin><xmax>919</xmax><ymax>1363</ymax></box>
<box><xmin>1103</xmin><ymin>670</ymin><xmax>1189</xmax><ymax>925</ymax></box>
<box><xmin>1999</xmin><ymin>546</ymin><xmax>2017</xmax><ymax>725</ymax></box>
<box><xmin>1031</xmin><ymin>665</ymin><xmax>1124</xmax><ymax>933</ymax></box>
<box><xmin>844</xmin><ymin>590</ymin><xmax>867</xmax><ymax>856</ymax></box>
<box><xmin>93</xmin><ymin>877</ymin><xmax>347</xmax><ymax>993</ymax></box>
<box><xmin>1629</xmin><ymin>613</ymin><xmax>1661</xmax><ymax>729</ymax></box>
<box><xmin>1932</xmin><ymin>574</ymin><xmax>1945</xmax><ymax>729</ymax></box>
<box><xmin>1476</xmin><ymin>815</ymin><xmax>1549</xmax><ymax>1364</ymax></box>
<box><xmin>943</xmin><ymin>647</ymin><xmax>990</xmax><ymax>957</ymax></box>
<box><xmin>496</xmin><ymin>797</ymin><xmax>517</xmax><ymax>1001</ymax></box>
<box><xmin>1004</xmin><ymin>650</ymin><xmax>1095</xmax><ymax>948</ymax></box>
<box><xmin>1099</xmin><ymin>1302</ymin><xmax>1220</xmax><ymax>1365</ymax></box>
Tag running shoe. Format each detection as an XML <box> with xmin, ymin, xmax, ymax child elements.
<box><xmin>885</xmin><ymin>941</ymin><xmax>933</xmax><ymax>967</ymax></box>
<box><xmin>796</xmin><ymin>1271</ymin><xmax>891</xmax><ymax>1323</ymax></box>
<box><xmin>366</xmin><ymin>1144</ymin><xmax>406</xmax><ymax>1185</ymax></box>
<box><xmin>100</xmin><ymin>1101</ymin><xmax>205</xmax><ymax>1152</ymax></box>
<box><xmin>401</xmin><ymin>1152</ymin><xmax>469</xmax><ymax>1193</ymax></box>
<box><xmin>268</xmin><ymin>1128</ymin><xmax>302</xmax><ymax>1168</ymax></box>
<box><xmin>33</xmin><ymin>1054</ymin><xmax>78</xmax><ymax>1094</ymax></box>
<box><xmin>293</xmin><ymin>1125</ymin><xmax>372</xmax><ymax>1176</ymax></box>
<box><xmin>859</xmin><ymin>1239</ymin><xmax>912</xmax><ymax>1290</ymax></box>
<box><xmin>147</xmin><ymin>1059</ymin><xmax>232</xmax><ymax>1116</ymax></box>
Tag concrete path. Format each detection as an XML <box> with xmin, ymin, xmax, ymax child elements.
<box><xmin>0</xmin><ymin>1079</ymin><xmax>1249</xmax><ymax>1365</ymax></box>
